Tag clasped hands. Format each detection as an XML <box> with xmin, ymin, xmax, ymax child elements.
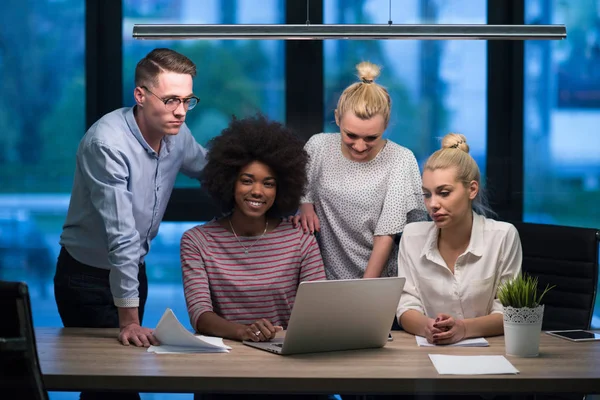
<box><xmin>425</xmin><ymin>313</ymin><xmax>466</xmax><ymax>345</ymax></box>
<box><xmin>238</xmin><ymin>318</ymin><xmax>283</xmax><ymax>342</ymax></box>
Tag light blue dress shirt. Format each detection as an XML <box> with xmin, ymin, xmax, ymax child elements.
<box><xmin>60</xmin><ymin>107</ymin><xmax>207</xmax><ymax>308</ymax></box>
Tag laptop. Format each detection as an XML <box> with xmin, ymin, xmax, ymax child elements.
<box><xmin>243</xmin><ymin>277</ymin><xmax>405</xmax><ymax>355</ymax></box>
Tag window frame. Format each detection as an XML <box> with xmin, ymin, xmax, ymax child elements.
<box><xmin>88</xmin><ymin>0</ymin><xmax>524</xmax><ymax>223</ymax></box>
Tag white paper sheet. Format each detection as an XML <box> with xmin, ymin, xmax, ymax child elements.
<box><xmin>148</xmin><ymin>345</ymin><xmax>230</xmax><ymax>354</ymax></box>
<box><xmin>429</xmin><ymin>354</ymin><xmax>520</xmax><ymax>375</ymax></box>
<box><xmin>415</xmin><ymin>336</ymin><xmax>489</xmax><ymax>347</ymax></box>
<box><xmin>147</xmin><ymin>308</ymin><xmax>232</xmax><ymax>354</ymax></box>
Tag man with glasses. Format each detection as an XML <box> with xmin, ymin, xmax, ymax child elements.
<box><xmin>54</xmin><ymin>48</ymin><xmax>205</xmax><ymax>367</ymax></box>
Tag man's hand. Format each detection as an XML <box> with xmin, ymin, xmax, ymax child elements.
<box><xmin>117</xmin><ymin>306</ymin><xmax>159</xmax><ymax>347</ymax></box>
<box><xmin>118</xmin><ymin>323</ymin><xmax>159</xmax><ymax>347</ymax></box>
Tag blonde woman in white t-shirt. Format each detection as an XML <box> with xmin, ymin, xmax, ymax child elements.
<box><xmin>292</xmin><ymin>61</ymin><xmax>427</xmax><ymax>281</ymax></box>
<box><xmin>397</xmin><ymin>133</ymin><xmax>522</xmax><ymax>345</ymax></box>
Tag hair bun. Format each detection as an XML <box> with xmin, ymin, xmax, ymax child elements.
<box><xmin>356</xmin><ymin>61</ymin><xmax>381</xmax><ymax>84</ymax></box>
<box><xmin>441</xmin><ymin>133</ymin><xmax>470</xmax><ymax>153</ymax></box>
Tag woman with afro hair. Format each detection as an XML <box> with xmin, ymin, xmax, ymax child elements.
<box><xmin>180</xmin><ymin>114</ymin><xmax>326</xmax><ymax>344</ymax></box>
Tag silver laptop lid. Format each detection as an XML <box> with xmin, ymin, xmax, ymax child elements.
<box><xmin>279</xmin><ymin>277</ymin><xmax>405</xmax><ymax>355</ymax></box>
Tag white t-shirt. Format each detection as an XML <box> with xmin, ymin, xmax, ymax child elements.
<box><xmin>302</xmin><ymin>133</ymin><xmax>427</xmax><ymax>280</ymax></box>
<box><xmin>396</xmin><ymin>212</ymin><xmax>522</xmax><ymax>321</ymax></box>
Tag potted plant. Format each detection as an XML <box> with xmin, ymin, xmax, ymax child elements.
<box><xmin>497</xmin><ymin>274</ymin><xmax>554</xmax><ymax>357</ymax></box>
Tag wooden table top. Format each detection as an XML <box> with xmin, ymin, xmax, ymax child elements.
<box><xmin>36</xmin><ymin>328</ymin><xmax>600</xmax><ymax>395</ymax></box>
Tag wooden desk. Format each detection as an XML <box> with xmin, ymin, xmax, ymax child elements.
<box><xmin>37</xmin><ymin>328</ymin><xmax>600</xmax><ymax>395</ymax></box>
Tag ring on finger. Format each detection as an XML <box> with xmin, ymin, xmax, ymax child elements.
<box><xmin>254</xmin><ymin>331</ymin><xmax>261</xmax><ymax>336</ymax></box>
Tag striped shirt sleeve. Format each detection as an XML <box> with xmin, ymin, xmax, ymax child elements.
<box><xmin>299</xmin><ymin>233</ymin><xmax>327</xmax><ymax>282</ymax></box>
<box><xmin>180</xmin><ymin>228</ymin><xmax>213</xmax><ymax>331</ymax></box>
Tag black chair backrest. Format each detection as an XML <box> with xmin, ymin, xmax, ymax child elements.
<box><xmin>0</xmin><ymin>281</ymin><xmax>48</xmax><ymax>400</ymax></box>
<box><xmin>512</xmin><ymin>222</ymin><xmax>600</xmax><ymax>331</ymax></box>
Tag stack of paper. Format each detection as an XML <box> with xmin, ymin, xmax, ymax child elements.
<box><xmin>415</xmin><ymin>336</ymin><xmax>489</xmax><ymax>347</ymax></box>
<box><xmin>147</xmin><ymin>308</ymin><xmax>232</xmax><ymax>354</ymax></box>
<box><xmin>429</xmin><ymin>354</ymin><xmax>520</xmax><ymax>375</ymax></box>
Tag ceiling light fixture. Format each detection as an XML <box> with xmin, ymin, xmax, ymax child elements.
<box><xmin>132</xmin><ymin>24</ymin><xmax>566</xmax><ymax>41</ymax></box>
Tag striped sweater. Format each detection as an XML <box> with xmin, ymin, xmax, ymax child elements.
<box><xmin>181</xmin><ymin>219</ymin><xmax>326</xmax><ymax>331</ymax></box>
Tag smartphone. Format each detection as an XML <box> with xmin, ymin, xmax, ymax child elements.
<box><xmin>545</xmin><ymin>330</ymin><xmax>600</xmax><ymax>342</ymax></box>
<box><xmin>388</xmin><ymin>332</ymin><xmax>393</xmax><ymax>341</ymax></box>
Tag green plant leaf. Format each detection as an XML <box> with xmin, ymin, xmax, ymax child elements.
<box><xmin>497</xmin><ymin>273</ymin><xmax>555</xmax><ymax>308</ymax></box>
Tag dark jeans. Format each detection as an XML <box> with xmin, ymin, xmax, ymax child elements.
<box><xmin>54</xmin><ymin>247</ymin><xmax>148</xmax><ymax>400</ymax></box>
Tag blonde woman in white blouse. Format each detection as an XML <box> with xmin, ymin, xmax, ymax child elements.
<box><xmin>397</xmin><ymin>133</ymin><xmax>522</xmax><ymax>345</ymax></box>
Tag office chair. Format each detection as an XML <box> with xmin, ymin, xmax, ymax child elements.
<box><xmin>0</xmin><ymin>281</ymin><xmax>49</xmax><ymax>400</ymax></box>
<box><xmin>512</xmin><ymin>222</ymin><xmax>599</xmax><ymax>400</ymax></box>
<box><xmin>512</xmin><ymin>222</ymin><xmax>599</xmax><ymax>331</ymax></box>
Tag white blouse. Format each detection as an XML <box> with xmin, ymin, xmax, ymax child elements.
<box><xmin>396</xmin><ymin>212</ymin><xmax>522</xmax><ymax>321</ymax></box>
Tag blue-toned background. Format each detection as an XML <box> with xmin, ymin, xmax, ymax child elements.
<box><xmin>0</xmin><ymin>1</ymin><xmax>599</xmax><ymax>399</ymax></box>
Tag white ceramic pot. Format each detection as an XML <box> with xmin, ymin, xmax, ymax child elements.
<box><xmin>503</xmin><ymin>305</ymin><xmax>544</xmax><ymax>357</ymax></box>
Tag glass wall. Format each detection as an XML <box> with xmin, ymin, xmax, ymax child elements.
<box><xmin>0</xmin><ymin>3</ymin><xmax>84</xmax><ymax>398</ymax></box>
<box><xmin>0</xmin><ymin>0</ymin><xmax>85</xmax><ymax>325</ymax></box>
<box><xmin>524</xmin><ymin>0</ymin><xmax>600</xmax><ymax>227</ymax></box>
<box><xmin>323</xmin><ymin>0</ymin><xmax>487</xmax><ymax>172</ymax></box>
<box><xmin>524</xmin><ymin>0</ymin><xmax>600</xmax><ymax>327</ymax></box>
<box><xmin>123</xmin><ymin>0</ymin><xmax>286</xmax><ymax>181</ymax></box>
<box><xmin>121</xmin><ymin>0</ymin><xmax>286</xmax><ymax>339</ymax></box>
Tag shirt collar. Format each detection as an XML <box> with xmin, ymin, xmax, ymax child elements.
<box><xmin>420</xmin><ymin>223</ymin><xmax>440</xmax><ymax>259</ymax></box>
<box><xmin>420</xmin><ymin>211</ymin><xmax>485</xmax><ymax>260</ymax></box>
<box><xmin>125</xmin><ymin>106</ymin><xmax>172</xmax><ymax>157</ymax></box>
<box><xmin>467</xmin><ymin>212</ymin><xmax>485</xmax><ymax>257</ymax></box>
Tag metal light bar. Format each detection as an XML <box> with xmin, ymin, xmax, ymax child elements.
<box><xmin>133</xmin><ymin>24</ymin><xmax>566</xmax><ymax>41</ymax></box>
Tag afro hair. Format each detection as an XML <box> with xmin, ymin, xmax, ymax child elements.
<box><xmin>201</xmin><ymin>114</ymin><xmax>309</xmax><ymax>217</ymax></box>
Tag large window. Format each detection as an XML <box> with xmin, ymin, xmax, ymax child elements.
<box><xmin>524</xmin><ymin>0</ymin><xmax>600</xmax><ymax>327</ymax></box>
<box><xmin>524</xmin><ymin>0</ymin><xmax>600</xmax><ymax>228</ymax></box>
<box><xmin>0</xmin><ymin>0</ymin><xmax>85</xmax><ymax>326</ymax></box>
<box><xmin>123</xmin><ymin>0</ymin><xmax>285</xmax><ymax>187</ymax></box>
<box><xmin>324</xmin><ymin>0</ymin><xmax>487</xmax><ymax>171</ymax></box>
<box><xmin>0</xmin><ymin>3</ymin><xmax>84</xmax><ymax>399</ymax></box>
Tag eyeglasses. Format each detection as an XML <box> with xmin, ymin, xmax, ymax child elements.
<box><xmin>141</xmin><ymin>86</ymin><xmax>200</xmax><ymax>111</ymax></box>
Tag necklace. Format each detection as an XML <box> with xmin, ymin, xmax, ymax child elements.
<box><xmin>228</xmin><ymin>218</ymin><xmax>269</xmax><ymax>254</ymax></box>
